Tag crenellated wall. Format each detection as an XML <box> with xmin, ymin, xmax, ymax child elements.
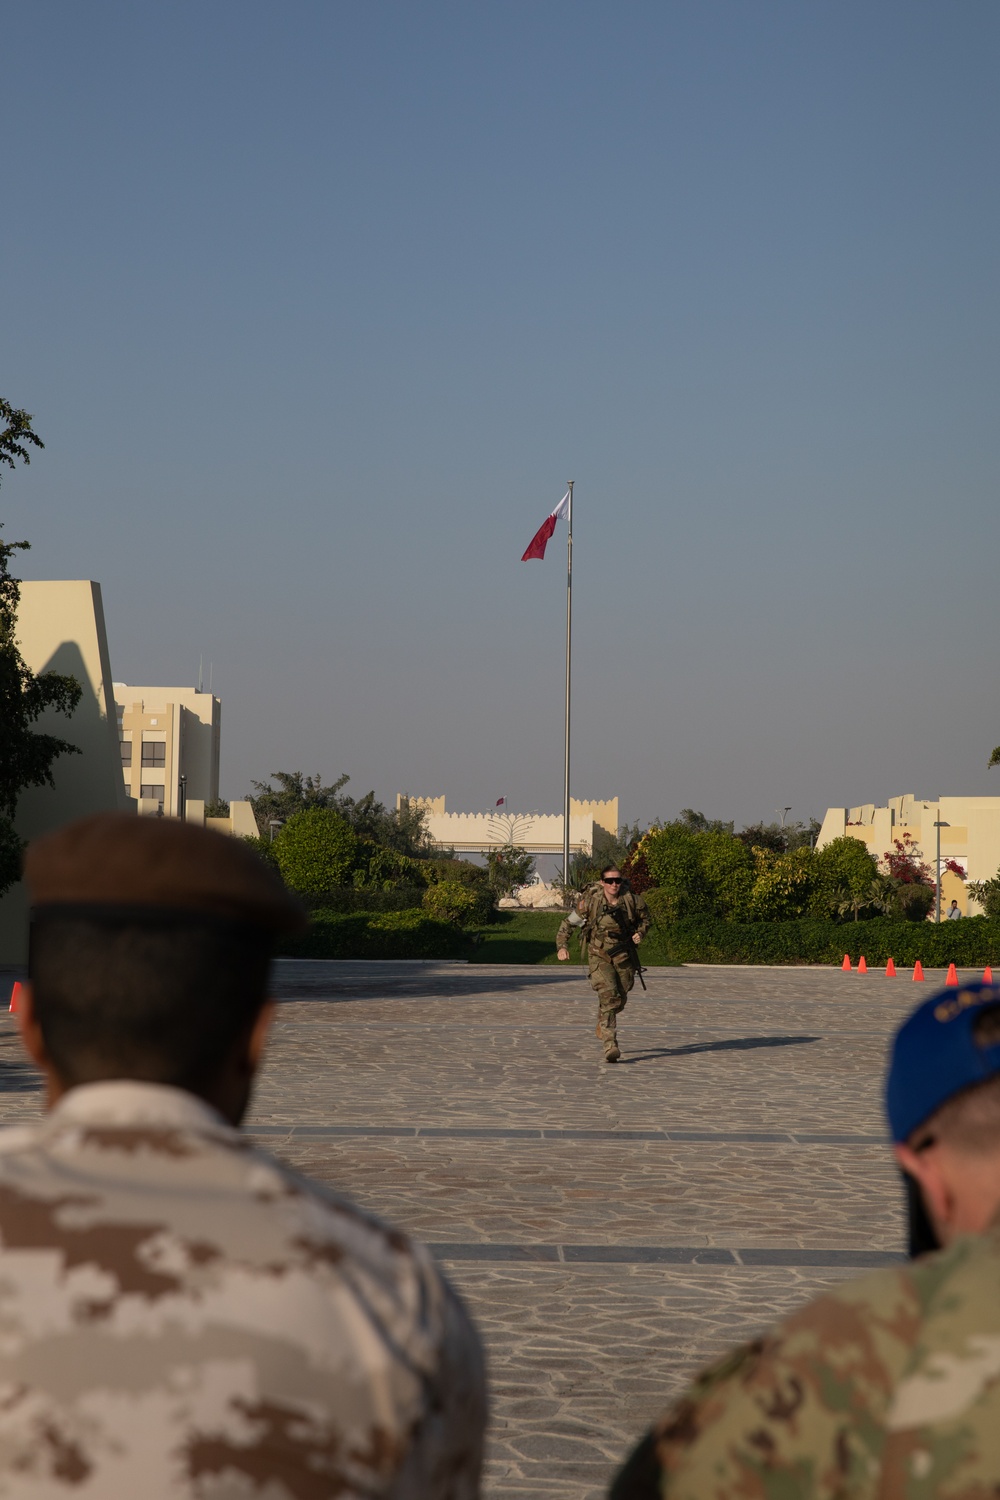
<box><xmin>395</xmin><ymin>794</ymin><xmax>619</xmax><ymax>854</ymax></box>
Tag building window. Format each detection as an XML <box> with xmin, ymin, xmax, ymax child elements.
<box><xmin>120</xmin><ymin>741</ymin><xmax>132</xmax><ymax>767</ymax></box>
<box><xmin>140</xmin><ymin>785</ymin><xmax>165</xmax><ymax>807</ymax></box>
<box><xmin>141</xmin><ymin>742</ymin><xmax>166</xmax><ymax>767</ymax></box>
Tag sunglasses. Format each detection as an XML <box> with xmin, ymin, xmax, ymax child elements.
<box><xmin>603</xmin><ymin>876</ymin><xmax>623</xmax><ymax>884</ymax></box>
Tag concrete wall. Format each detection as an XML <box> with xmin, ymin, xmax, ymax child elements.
<box><xmin>817</xmin><ymin>793</ymin><xmax>1000</xmax><ymax>917</ymax></box>
<box><xmin>0</xmin><ymin>581</ymin><xmax>126</xmax><ymax>964</ymax></box>
<box><xmin>396</xmin><ymin>795</ymin><xmax>619</xmax><ymax>854</ymax></box>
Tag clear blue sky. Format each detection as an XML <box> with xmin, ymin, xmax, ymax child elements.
<box><xmin>3</xmin><ymin>1</ymin><xmax>999</xmax><ymax>829</ymax></box>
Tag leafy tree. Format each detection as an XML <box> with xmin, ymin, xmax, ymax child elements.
<box><xmin>745</xmin><ymin>846</ymin><xmax>817</xmax><ymax>920</ymax></box>
<box><xmin>812</xmin><ymin>836</ymin><xmax>879</xmax><ymax>920</ymax></box>
<box><xmin>0</xmin><ymin>403</ymin><xmax>81</xmax><ymax>896</ymax></box>
<box><xmin>247</xmin><ymin>771</ymin><xmax>431</xmax><ymax>857</ymax></box>
<box><xmin>203</xmin><ymin>797</ymin><xmax>230</xmax><ymax>818</ymax></box>
<box><xmin>699</xmin><ymin>831</ymin><xmax>755</xmax><ymax>918</ymax></box>
<box><xmin>640</xmin><ymin>824</ymin><xmax>712</xmax><ymax>920</ymax></box>
<box><xmin>677</xmin><ymin>809</ymin><xmax>735</xmax><ymax>835</ymax></box>
<box><xmin>0</xmin><ymin>400</ymin><xmax>44</xmax><ymax>478</ymax></box>
<box><xmin>969</xmin><ymin>870</ymin><xmax>1000</xmax><ymax>920</ymax></box>
<box><xmin>566</xmin><ymin>821</ymin><xmax>645</xmax><ymax>890</ymax></box>
<box><xmin>272</xmin><ymin>808</ymin><xmax>357</xmax><ymax>894</ymax></box>
<box><xmin>486</xmin><ymin>844</ymin><xmax>535</xmax><ymax>896</ymax></box>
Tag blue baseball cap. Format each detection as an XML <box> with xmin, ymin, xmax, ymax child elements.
<box><xmin>887</xmin><ymin>982</ymin><xmax>1000</xmax><ymax>1143</ymax></box>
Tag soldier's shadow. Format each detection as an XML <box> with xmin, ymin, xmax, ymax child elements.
<box><xmin>619</xmin><ymin>1035</ymin><xmax>820</xmax><ymax>1065</ymax></box>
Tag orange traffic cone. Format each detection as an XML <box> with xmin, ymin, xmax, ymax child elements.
<box><xmin>858</xmin><ymin>955</ymin><xmax>868</xmax><ymax>974</ymax></box>
<box><xmin>913</xmin><ymin>960</ymin><xmax>925</xmax><ymax>982</ymax></box>
<box><xmin>985</xmin><ymin>966</ymin><xmax>994</xmax><ymax>984</ymax></box>
<box><xmin>946</xmin><ymin>963</ymin><xmax>959</xmax><ymax>987</ymax></box>
<box><xmin>8</xmin><ymin>982</ymin><xmax>22</xmax><ymax>1015</ymax></box>
<box><xmin>886</xmin><ymin>958</ymin><xmax>896</xmax><ymax>977</ymax></box>
<box><xmin>841</xmin><ymin>953</ymin><xmax>851</xmax><ymax>971</ymax></box>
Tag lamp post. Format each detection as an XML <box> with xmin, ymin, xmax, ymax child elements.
<box><xmin>178</xmin><ymin>775</ymin><xmax>187</xmax><ymax>821</ymax></box>
<box><xmin>933</xmin><ymin>820</ymin><xmax>947</xmax><ymax>924</ymax></box>
<box><xmin>268</xmin><ymin>819</ymin><xmax>284</xmax><ymax>843</ymax></box>
<box><xmin>778</xmin><ymin>807</ymin><xmax>792</xmax><ymax>828</ymax></box>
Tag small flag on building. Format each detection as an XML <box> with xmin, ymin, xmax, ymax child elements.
<box><xmin>521</xmin><ymin>491</ymin><xmax>570</xmax><ymax>561</ymax></box>
<box><xmin>495</xmin><ymin>797</ymin><xmax>506</xmax><ymax>806</ymax></box>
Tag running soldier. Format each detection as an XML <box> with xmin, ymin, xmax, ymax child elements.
<box><xmin>4</xmin><ymin>812</ymin><xmax>485</xmax><ymax>1498</ymax></box>
<box><xmin>556</xmin><ymin>865</ymin><xmax>651</xmax><ymax>1062</ymax></box>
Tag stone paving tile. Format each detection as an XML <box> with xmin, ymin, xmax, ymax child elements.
<box><xmin>0</xmin><ymin>958</ymin><xmax>933</xmax><ymax>1500</ymax></box>
<box><xmin>261</xmin><ymin>1136</ymin><xmax>901</xmax><ymax>1249</ymax></box>
<box><xmin>446</xmin><ymin>1262</ymin><xmax>858</xmax><ymax>1499</ymax></box>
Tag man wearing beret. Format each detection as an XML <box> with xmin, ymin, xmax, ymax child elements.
<box><xmin>1</xmin><ymin>813</ymin><xmax>485</xmax><ymax>1498</ymax></box>
<box><xmin>610</xmin><ymin>982</ymin><xmax>1000</xmax><ymax>1498</ymax></box>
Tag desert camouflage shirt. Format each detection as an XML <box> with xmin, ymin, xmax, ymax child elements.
<box><xmin>610</xmin><ymin>1216</ymin><xmax>1000</xmax><ymax>1499</ymax></box>
<box><xmin>0</xmin><ymin>1081</ymin><xmax>485</xmax><ymax>1498</ymax></box>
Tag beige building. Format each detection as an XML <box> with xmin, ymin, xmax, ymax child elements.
<box><xmin>0</xmin><ymin>581</ymin><xmax>127</xmax><ymax>963</ymax></box>
<box><xmin>397</xmin><ymin>795</ymin><xmax>619</xmax><ymax>856</ymax></box>
<box><xmin>817</xmin><ymin>794</ymin><xmax>1000</xmax><ymax>916</ymax></box>
<box><xmin>0</xmin><ymin>583</ymin><xmax>258</xmax><ymax>964</ymax></box>
<box><xmin>113</xmin><ymin>683</ymin><xmax>221</xmax><ymax>817</ymax></box>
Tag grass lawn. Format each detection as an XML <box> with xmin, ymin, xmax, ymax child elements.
<box><xmin>468</xmin><ymin>910</ymin><xmax>678</xmax><ymax>965</ymax></box>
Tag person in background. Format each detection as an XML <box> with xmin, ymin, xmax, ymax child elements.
<box><xmin>2</xmin><ymin>812</ymin><xmax>485</xmax><ymax>1498</ymax></box>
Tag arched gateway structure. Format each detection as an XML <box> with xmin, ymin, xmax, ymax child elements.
<box><xmin>396</xmin><ymin>796</ymin><xmax>618</xmax><ymax>857</ymax></box>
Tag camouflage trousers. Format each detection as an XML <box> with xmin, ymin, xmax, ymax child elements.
<box><xmin>589</xmin><ymin>952</ymin><xmax>636</xmax><ymax>1048</ymax></box>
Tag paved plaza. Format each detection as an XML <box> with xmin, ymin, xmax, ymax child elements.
<box><xmin>0</xmin><ymin>959</ymin><xmax>955</xmax><ymax>1498</ymax></box>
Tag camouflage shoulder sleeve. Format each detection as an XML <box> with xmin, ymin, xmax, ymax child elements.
<box><xmin>555</xmin><ymin>913</ymin><xmax>573</xmax><ymax>950</ymax></box>
<box><xmin>611</xmin><ymin>1265</ymin><xmax>920</xmax><ymax>1500</ymax></box>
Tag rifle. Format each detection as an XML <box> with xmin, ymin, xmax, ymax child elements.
<box><xmin>606</xmin><ymin>927</ymin><xmax>647</xmax><ymax>991</ymax></box>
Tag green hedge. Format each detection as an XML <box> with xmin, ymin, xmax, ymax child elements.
<box><xmin>657</xmin><ymin>915</ymin><xmax>1000</xmax><ymax>967</ymax></box>
<box><xmin>302</xmin><ymin>886</ymin><xmax>429</xmax><ymax>914</ymax></box>
<box><xmin>280</xmin><ymin>909</ymin><xmax>468</xmax><ymax>960</ymax></box>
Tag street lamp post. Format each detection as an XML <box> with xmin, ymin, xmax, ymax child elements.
<box><xmin>933</xmin><ymin>820</ymin><xmax>948</xmax><ymax>924</ymax></box>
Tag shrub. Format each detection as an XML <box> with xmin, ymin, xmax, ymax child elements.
<box><xmin>352</xmin><ymin>838</ymin><xmax>427</xmax><ymax>891</ymax></box>
<box><xmin>240</xmin><ymin>833</ymin><xmax>281</xmax><ymax>870</ymax></box>
<box><xmin>811</xmin><ymin>837</ymin><xmax>880</xmax><ymax>919</ymax></box>
<box><xmin>487</xmin><ymin>845</ymin><xmax>535</xmax><ymax>896</ymax></box>
<box><xmin>301</xmin><ymin>886</ymin><xmax>427</xmax><ymax>914</ymax></box>
<box><xmin>642</xmin><ymin>906</ymin><xmax>1000</xmax><ymax>966</ymax></box>
<box><xmin>281</xmin><ymin>908</ymin><xmax>467</xmax><ymax>960</ymax></box>
<box><xmin>893</xmin><ymin>883</ymin><xmax>936</xmax><ymax>922</ymax></box>
<box><xmin>640</xmin><ymin>825</ymin><xmax>711</xmax><ymax>919</ymax></box>
<box><xmin>422</xmin><ymin>881</ymin><xmax>480</xmax><ymax>927</ymax></box>
<box><xmin>969</xmin><ymin>872</ymin><xmax>1000</xmax><ymax>920</ymax></box>
<box><xmin>272</xmin><ymin>808</ymin><xmax>357</xmax><ymax>894</ymax></box>
<box><xmin>700</xmin><ymin>832</ymin><xmax>755</xmax><ymax>918</ymax></box>
<box><xmin>421</xmin><ymin>858</ymin><xmax>495</xmax><ymax>923</ymax></box>
<box><xmin>747</xmin><ymin>846</ymin><xmax>816</xmax><ymax>921</ymax></box>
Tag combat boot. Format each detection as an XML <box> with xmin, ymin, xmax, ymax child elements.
<box><xmin>604</xmin><ymin>1042</ymin><xmax>621</xmax><ymax>1063</ymax></box>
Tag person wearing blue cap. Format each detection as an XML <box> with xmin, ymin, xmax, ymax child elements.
<box><xmin>609</xmin><ymin>980</ymin><xmax>1000</xmax><ymax>1499</ymax></box>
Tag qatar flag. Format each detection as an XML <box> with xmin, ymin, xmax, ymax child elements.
<box><xmin>521</xmin><ymin>491</ymin><xmax>570</xmax><ymax>561</ymax></box>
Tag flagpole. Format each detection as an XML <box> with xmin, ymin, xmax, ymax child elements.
<box><xmin>563</xmin><ymin>480</ymin><xmax>574</xmax><ymax>887</ymax></box>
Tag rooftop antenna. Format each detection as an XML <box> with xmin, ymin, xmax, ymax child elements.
<box><xmin>197</xmin><ymin>654</ymin><xmax>204</xmax><ymax>693</ymax></box>
<box><xmin>208</xmin><ymin>661</ymin><xmax>213</xmax><ymax>696</ymax></box>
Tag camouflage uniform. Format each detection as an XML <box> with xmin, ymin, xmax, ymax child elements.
<box><xmin>557</xmin><ymin>883</ymin><xmax>652</xmax><ymax>1057</ymax></box>
<box><xmin>610</xmin><ymin>1215</ymin><xmax>1000</xmax><ymax>1499</ymax></box>
<box><xmin>0</xmin><ymin>1079</ymin><xmax>485</xmax><ymax>1498</ymax></box>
